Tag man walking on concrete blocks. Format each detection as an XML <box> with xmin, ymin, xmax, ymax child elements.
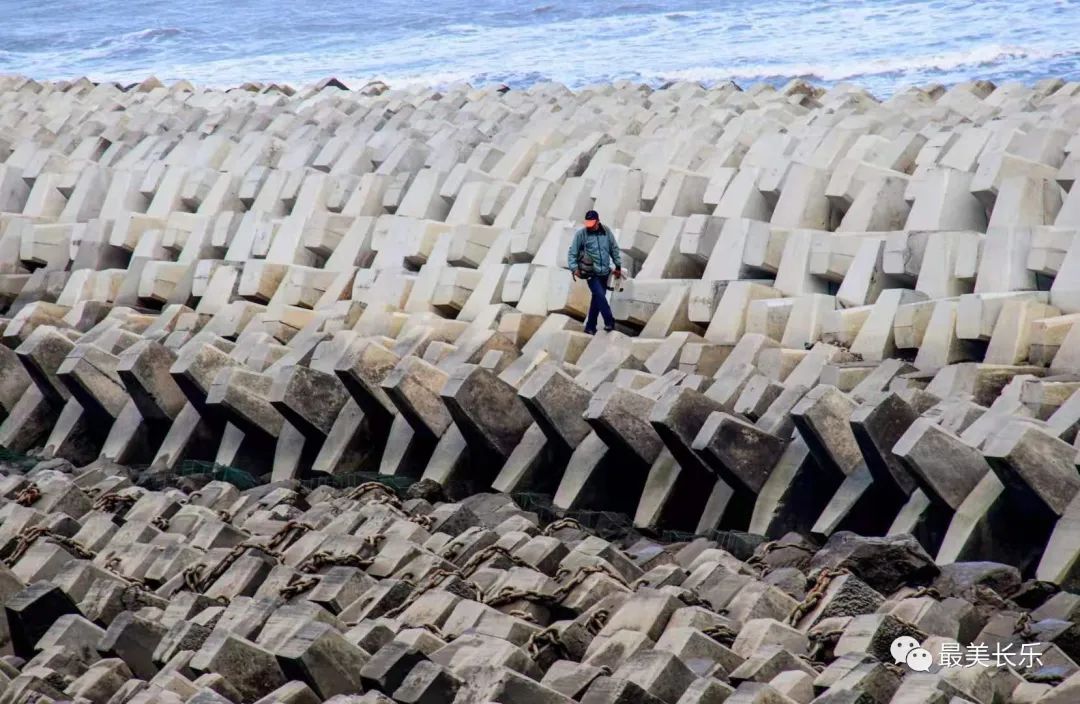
<box><xmin>568</xmin><ymin>209</ymin><xmax>622</xmax><ymax>335</ymax></box>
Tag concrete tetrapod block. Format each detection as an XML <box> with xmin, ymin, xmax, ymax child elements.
<box><xmin>785</xmin><ymin>384</ymin><xmax>901</xmax><ymax>539</ymax></box>
<box><xmin>275</xmin><ymin>621</ymin><xmax>370</xmax><ymax>700</ymax></box>
<box><xmin>554</xmin><ymin>431</ymin><xmax>629</xmax><ymax>513</ymax></box>
<box><xmin>189</xmin><ymin>633</ymin><xmax>288</xmax><ymax>703</ymax></box>
<box><xmin>849</xmin><ymin>391</ymin><xmax>960</xmax><ymax>553</ymax></box>
<box><xmin>381</xmin><ymin>356</ymin><xmax>453</xmax><ymax>443</ymax></box>
<box><xmin>691</xmin><ymin>411</ymin><xmax>786</xmax><ymax>502</ymax></box>
<box><xmin>334</xmin><ymin>340</ymin><xmax>401</xmax><ymax>427</ymax></box>
<box><xmin>567</xmin><ymin>383</ymin><xmax>664</xmax><ymax>513</ymax></box>
<box><xmin>849</xmin><ymin>392</ymin><xmax>922</xmax><ymax>499</ymax></box>
<box><xmin>982</xmin><ymin>419</ymin><xmax>1080</xmax><ymax>519</ymax></box>
<box><xmin>0</xmin><ymin>384</ymin><xmax>57</xmax><ymax>453</ymax></box>
<box><xmin>116</xmin><ymin>339</ymin><xmax>186</xmax><ymax>423</ymax></box>
<box><xmin>0</xmin><ymin>343</ymin><xmax>33</xmax><ymax>421</ymax></box>
<box><xmin>200</xmin><ymin>365</ymin><xmax>291</xmax><ymax>474</ymax></box>
<box><xmin>851</xmin><ymin>390</ymin><xmax>954</xmax><ymax>550</ymax></box>
<box><xmin>645</xmin><ymin>386</ymin><xmax>742</xmax><ymax>533</ymax></box>
<box><xmin>149</xmin><ymin>400</ymin><xmax>225</xmax><ymax>472</ymax></box>
<box><xmin>378</xmin><ymin>413</ymin><xmax>439</xmax><ymax>479</ymax></box>
<box><xmin>9</xmin><ymin>325</ymin><xmax>78</xmax><ymax>433</ymax></box>
<box><xmin>39</xmin><ymin>396</ymin><xmax>107</xmax><ymax>465</ymax></box>
<box><xmin>169</xmin><ymin>338</ymin><xmax>241</xmax><ymax>411</ymax></box>
<box><xmin>4</xmin><ymin>581</ymin><xmax>81</xmax><ymax>659</ymax></box>
<box><xmin>56</xmin><ymin>343</ymin><xmax>130</xmax><ymax>422</ymax></box>
<box><xmin>934</xmin><ymin>467</ymin><xmax>1053</xmax><ymax>573</ymax></box>
<box><xmin>16</xmin><ymin>324</ymin><xmax>76</xmax><ymax>407</ymax></box>
<box><xmin>438</xmin><ymin>363</ymin><xmax>534</xmax><ymax>489</ymax></box>
<box><xmin>744</xmin><ymin>434</ymin><xmax>835</xmax><ymax>539</ymax></box>
<box><xmin>269</xmin><ymin>364</ymin><xmax>350</xmax><ymax>442</ymax></box>
<box><xmin>205</xmin><ymin>366</ymin><xmax>284</xmax><ymax>442</ymax></box>
<box><xmin>1038</xmin><ymin>491</ymin><xmax>1080</xmax><ymax>590</ymax></box>
<box><xmin>788</xmin><ymin>385</ymin><xmax>863</xmax><ymax>481</ymax></box>
<box><xmin>492</xmin><ymin>421</ymin><xmax>561</xmax><ymax>497</ymax></box>
<box><xmin>516</xmin><ymin>361</ymin><xmax>592</xmax><ymax>453</ymax></box>
<box><xmin>585</xmin><ymin>383</ymin><xmax>664</xmax><ymax>468</ymax></box>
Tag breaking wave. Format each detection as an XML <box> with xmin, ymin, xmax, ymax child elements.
<box><xmin>648</xmin><ymin>45</ymin><xmax>1077</xmax><ymax>85</ymax></box>
<box><xmin>0</xmin><ymin>0</ymin><xmax>1078</xmax><ymax>96</ymax></box>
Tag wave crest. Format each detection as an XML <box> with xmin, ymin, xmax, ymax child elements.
<box><xmin>649</xmin><ymin>44</ymin><xmax>1073</xmax><ymax>84</ymax></box>
<box><xmin>94</xmin><ymin>27</ymin><xmax>184</xmax><ymax>49</ymax></box>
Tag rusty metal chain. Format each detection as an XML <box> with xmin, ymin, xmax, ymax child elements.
<box><xmin>2</xmin><ymin>526</ymin><xmax>96</xmax><ymax>566</ymax></box>
<box><xmin>47</xmin><ymin>533</ymin><xmax>97</xmax><ymax>560</ymax></box>
<box><xmin>383</xmin><ymin>568</ymin><xmax>482</xmax><ymax>619</ymax></box>
<box><xmin>884</xmin><ymin>662</ymin><xmax>907</xmax><ymax>678</ymax></box>
<box><xmin>275</xmin><ymin>491</ymin><xmax>303</xmax><ymax>507</ymax></box>
<box><xmin>296</xmin><ymin>533</ymin><xmax>385</xmax><ymax>574</ymax></box>
<box><xmin>526</xmin><ymin>625</ymin><xmax>567</xmax><ymax>661</ymax></box>
<box><xmin>102</xmin><ymin>555</ymin><xmax>151</xmax><ymax>589</ymax></box>
<box><xmin>554</xmin><ymin>562</ymin><xmax>630</xmax><ymax>589</ymax></box>
<box><xmin>509</xmin><ymin>608</ymin><xmax>538</xmax><ymax>623</ymax></box>
<box><xmin>344</xmin><ymin>483</ymin><xmax>438</xmax><ymax>530</ymax></box>
<box><xmin>1014</xmin><ymin>612</ymin><xmax>1034</xmax><ymax>639</ymax></box>
<box><xmin>746</xmin><ymin>540</ymin><xmax>815</xmax><ymax>575</ymax></box>
<box><xmin>280</xmin><ymin>573</ymin><xmax>321</xmax><ymax>599</ymax></box>
<box><xmin>298</xmin><ymin>551</ymin><xmax>373</xmax><ymax>574</ymax></box>
<box><xmin>702</xmin><ymin>624</ymin><xmax>738</xmax><ymax>646</ymax></box>
<box><xmin>675</xmin><ymin>590</ymin><xmax>714</xmax><ymax>610</ymax></box>
<box><xmin>347</xmin><ymin>482</ymin><xmax>399</xmax><ymax>503</ymax></box>
<box><xmin>415</xmin><ymin>622</ymin><xmax>446</xmax><ymax>640</ymax></box>
<box><xmin>182</xmin><ymin>541</ymin><xmax>282</xmax><ymax>592</ymax></box>
<box><xmin>183</xmin><ymin>563</ymin><xmax>205</xmax><ymax>592</ymax></box>
<box><xmin>485</xmin><ymin>564</ymin><xmax>622</xmax><ymax>609</ymax></box>
<box><xmin>266</xmin><ymin>520</ymin><xmax>315</xmax><ymax>552</ymax></box>
<box><xmin>2</xmin><ymin>526</ymin><xmax>52</xmax><ymax>565</ymax></box>
<box><xmin>14</xmin><ymin>483</ymin><xmax>41</xmax><ymax>506</ymax></box>
<box><xmin>92</xmin><ymin>492</ymin><xmax>137</xmax><ymax>514</ymax></box>
<box><xmin>787</xmin><ymin>567</ymin><xmax>847</xmax><ymax>626</ymax></box>
<box><xmin>484</xmin><ymin>586</ymin><xmax>558</xmax><ymax>609</ymax></box>
<box><xmin>409</xmin><ymin>513</ymin><xmax>436</xmax><ymax>529</ymax></box>
<box><xmin>459</xmin><ymin>545</ymin><xmax>533</xmax><ymax>577</ymax></box>
<box><xmin>798</xmin><ymin>653</ymin><xmax>826</xmax><ymax>673</ymax></box>
<box><xmin>583</xmin><ymin>608</ymin><xmax>609</xmax><ymax>636</ymax></box>
<box><xmin>369</xmin><ymin>492</ymin><xmax>404</xmax><ymax>510</ymax></box>
<box><xmin>542</xmin><ymin>518</ymin><xmax>583</xmax><ymax>536</ymax></box>
<box><xmin>807</xmin><ymin>627</ymin><xmax>845</xmax><ymax>662</ymax></box>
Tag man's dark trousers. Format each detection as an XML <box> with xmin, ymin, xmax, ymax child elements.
<box><xmin>585</xmin><ymin>274</ymin><xmax>615</xmax><ymax>334</ymax></box>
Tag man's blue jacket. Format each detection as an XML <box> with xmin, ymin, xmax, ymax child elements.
<box><xmin>567</xmin><ymin>224</ymin><xmax>622</xmax><ymax>277</ymax></box>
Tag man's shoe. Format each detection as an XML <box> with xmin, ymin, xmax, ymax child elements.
<box><xmin>604</xmin><ymin>326</ymin><xmax>615</xmax><ymax>332</ymax></box>
<box><xmin>584</xmin><ymin>329</ymin><xmax>596</xmax><ymax>336</ymax></box>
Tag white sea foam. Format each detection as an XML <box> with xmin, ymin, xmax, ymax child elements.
<box><xmin>94</xmin><ymin>27</ymin><xmax>185</xmax><ymax>48</ymax></box>
<box><xmin>0</xmin><ymin>0</ymin><xmax>1077</xmax><ymax>95</ymax></box>
<box><xmin>646</xmin><ymin>44</ymin><xmax>1075</xmax><ymax>85</ymax></box>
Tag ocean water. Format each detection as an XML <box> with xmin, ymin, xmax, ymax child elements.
<box><xmin>2</xmin><ymin>0</ymin><xmax>1079</xmax><ymax>96</ymax></box>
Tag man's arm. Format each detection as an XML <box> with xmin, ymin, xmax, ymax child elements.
<box><xmin>567</xmin><ymin>230</ymin><xmax>580</xmax><ymax>272</ymax></box>
<box><xmin>608</xmin><ymin>228</ymin><xmax>622</xmax><ymax>272</ymax></box>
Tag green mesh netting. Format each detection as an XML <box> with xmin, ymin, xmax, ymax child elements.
<box><xmin>0</xmin><ymin>448</ymin><xmax>38</xmax><ymax>473</ymax></box>
<box><xmin>300</xmin><ymin>471</ymin><xmax>418</xmax><ymax>492</ymax></box>
<box><xmin>708</xmin><ymin>529</ymin><xmax>769</xmax><ymax>561</ymax></box>
<box><xmin>572</xmin><ymin>509</ymin><xmax>641</xmax><ymax>543</ymax></box>
<box><xmin>657</xmin><ymin>529</ymin><xmax>700</xmax><ymax>544</ymax></box>
<box><xmin>177</xmin><ymin>460</ymin><xmax>261</xmax><ymax>490</ymax></box>
<box><xmin>511</xmin><ymin>492</ymin><xmax>560</xmax><ymax>523</ymax></box>
<box><xmin>135</xmin><ymin>457</ymin><xmax>755</xmax><ymax>547</ymax></box>
<box><xmin>512</xmin><ymin>492</ymin><xmax>646</xmax><ymax>543</ymax></box>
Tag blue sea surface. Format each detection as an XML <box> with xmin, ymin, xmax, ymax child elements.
<box><xmin>2</xmin><ymin>0</ymin><xmax>1079</xmax><ymax>95</ymax></box>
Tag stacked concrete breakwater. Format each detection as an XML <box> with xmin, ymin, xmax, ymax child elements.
<box><xmin>2</xmin><ymin>73</ymin><xmax>1080</xmax><ymax>702</ymax></box>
